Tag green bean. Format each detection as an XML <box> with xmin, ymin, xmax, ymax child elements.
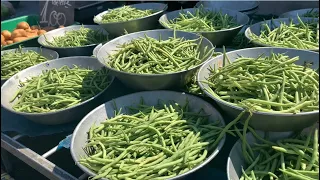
<box><xmin>45</xmin><ymin>25</ymin><xmax>109</xmax><ymax>47</ymax></box>
<box><xmin>303</xmin><ymin>9</ymin><xmax>319</xmax><ymax>18</ymax></box>
<box><xmin>306</xmin><ymin>129</ymin><xmax>318</xmax><ymax>171</ymax></box>
<box><xmin>242</xmin><ymin>111</ymin><xmax>254</xmax><ymax>164</ymax></box>
<box><xmin>106</xmin><ymin>32</ymin><xmax>213</xmax><ymax>74</ymax></box>
<box><xmin>99</xmin><ymin>6</ymin><xmax>156</xmax><ymax>23</ymax></box>
<box><xmin>203</xmin><ymin>52</ymin><xmax>319</xmax><ymax>113</ymax></box>
<box><xmin>160</xmin><ymin>5</ymin><xmax>238</xmax><ymax>32</ymax></box>
<box><xmin>249</xmin><ymin>16</ymin><xmax>319</xmax><ymax>50</ymax></box>
<box><xmin>80</xmin><ymin>99</ymin><xmax>226</xmax><ymax>179</ymax></box>
<box><xmin>227</xmin><ymin>32</ymin><xmax>254</xmax><ymax>49</ymax></box>
<box><xmin>11</xmin><ymin>65</ymin><xmax>112</xmax><ymax>113</ymax></box>
<box><xmin>1</xmin><ymin>46</ymin><xmax>48</xmax><ymax>79</ymax></box>
<box><xmin>183</xmin><ymin>51</ymin><xmax>223</xmax><ymax>95</ymax></box>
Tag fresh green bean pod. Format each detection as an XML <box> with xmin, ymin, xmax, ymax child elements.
<box><xmin>240</xmin><ymin>127</ymin><xmax>319</xmax><ymax>180</ymax></box>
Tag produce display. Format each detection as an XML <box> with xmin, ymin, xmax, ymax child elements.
<box><xmin>106</xmin><ymin>34</ymin><xmax>213</xmax><ymax>74</ymax></box>
<box><xmin>1</xmin><ymin>4</ymin><xmax>320</xmax><ymax>180</ymax></box>
<box><xmin>79</xmin><ymin>100</ymin><xmax>227</xmax><ymax>180</ymax></box>
<box><xmin>160</xmin><ymin>7</ymin><xmax>238</xmax><ymax>32</ymax></box>
<box><xmin>1</xmin><ymin>47</ymin><xmax>48</xmax><ymax>79</ymax></box>
<box><xmin>44</xmin><ymin>26</ymin><xmax>109</xmax><ymax>48</ymax></box>
<box><xmin>303</xmin><ymin>8</ymin><xmax>319</xmax><ymax>18</ymax></box>
<box><xmin>1</xmin><ymin>21</ymin><xmax>62</xmax><ymax>46</ymax></box>
<box><xmin>11</xmin><ymin>66</ymin><xmax>111</xmax><ymax>113</ymax></box>
<box><xmin>203</xmin><ymin>52</ymin><xmax>319</xmax><ymax>113</ymax></box>
<box><xmin>249</xmin><ymin>17</ymin><xmax>319</xmax><ymax>50</ymax></box>
<box><xmin>99</xmin><ymin>6</ymin><xmax>155</xmax><ymax>23</ymax></box>
<box><xmin>239</xmin><ymin>128</ymin><xmax>319</xmax><ymax>180</ymax></box>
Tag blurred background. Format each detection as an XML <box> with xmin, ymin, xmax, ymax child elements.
<box><xmin>2</xmin><ymin>1</ymin><xmax>319</xmax><ymax>23</ymax></box>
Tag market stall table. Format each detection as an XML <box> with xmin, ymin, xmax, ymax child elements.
<box><xmin>2</xmin><ymin>3</ymin><xmax>318</xmax><ymax>179</ymax></box>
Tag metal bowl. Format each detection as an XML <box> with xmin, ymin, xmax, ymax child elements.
<box><xmin>97</xmin><ymin>29</ymin><xmax>214</xmax><ymax>91</ymax></box>
<box><xmin>198</xmin><ymin>47</ymin><xmax>319</xmax><ymax>132</ymax></box>
<box><xmin>93</xmin><ymin>3</ymin><xmax>168</xmax><ymax>37</ymax></box>
<box><xmin>1</xmin><ymin>57</ymin><xmax>114</xmax><ymax>125</ymax></box>
<box><xmin>227</xmin><ymin>131</ymin><xmax>295</xmax><ymax>180</ymax></box>
<box><xmin>279</xmin><ymin>8</ymin><xmax>319</xmax><ymax>18</ymax></box>
<box><xmin>245</xmin><ymin>17</ymin><xmax>319</xmax><ymax>51</ymax></box>
<box><xmin>195</xmin><ymin>1</ymin><xmax>260</xmax><ymax>15</ymax></box>
<box><xmin>1</xmin><ymin>47</ymin><xmax>59</xmax><ymax>85</ymax></box>
<box><xmin>37</xmin><ymin>25</ymin><xmax>109</xmax><ymax>57</ymax></box>
<box><xmin>92</xmin><ymin>43</ymin><xmax>103</xmax><ymax>57</ymax></box>
<box><xmin>70</xmin><ymin>91</ymin><xmax>226</xmax><ymax>180</ymax></box>
<box><xmin>159</xmin><ymin>8</ymin><xmax>250</xmax><ymax>46</ymax></box>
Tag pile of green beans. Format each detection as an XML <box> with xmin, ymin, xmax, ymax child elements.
<box><xmin>11</xmin><ymin>66</ymin><xmax>111</xmax><ymax>113</ymax></box>
<box><xmin>106</xmin><ymin>34</ymin><xmax>213</xmax><ymax>74</ymax></box>
<box><xmin>100</xmin><ymin>6</ymin><xmax>155</xmax><ymax>23</ymax></box>
<box><xmin>203</xmin><ymin>52</ymin><xmax>319</xmax><ymax>113</ymax></box>
<box><xmin>240</xmin><ymin>127</ymin><xmax>319</xmax><ymax>180</ymax></box>
<box><xmin>212</xmin><ymin>107</ymin><xmax>318</xmax><ymax>180</ymax></box>
<box><xmin>161</xmin><ymin>6</ymin><xmax>238</xmax><ymax>32</ymax></box>
<box><xmin>303</xmin><ymin>9</ymin><xmax>319</xmax><ymax>18</ymax></box>
<box><xmin>184</xmin><ymin>51</ymin><xmax>223</xmax><ymax>96</ymax></box>
<box><xmin>80</xmin><ymin>100</ymin><xmax>229</xmax><ymax>180</ymax></box>
<box><xmin>45</xmin><ymin>26</ymin><xmax>109</xmax><ymax>47</ymax></box>
<box><xmin>1</xmin><ymin>47</ymin><xmax>48</xmax><ymax>79</ymax></box>
<box><xmin>249</xmin><ymin>16</ymin><xmax>319</xmax><ymax>50</ymax></box>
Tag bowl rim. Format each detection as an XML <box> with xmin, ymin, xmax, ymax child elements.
<box><xmin>244</xmin><ymin>17</ymin><xmax>319</xmax><ymax>51</ymax></box>
<box><xmin>70</xmin><ymin>90</ymin><xmax>227</xmax><ymax>180</ymax></box>
<box><xmin>1</xmin><ymin>47</ymin><xmax>60</xmax><ymax>81</ymax></box>
<box><xmin>197</xmin><ymin>46</ymin><xmax>320</xmax><ymax>116</ymax></box>
<box><xmin>1</xmin><ymin>56</ymin><xmax>115</xmax><ymax>116</ymax></box>
<box><xmin>159</xmin><ymin>7</ymin><xmax>250</xmax><ymax>34</ymax></box>
<box><xmin>37</xmin><ymin>25</ymin><xmax>109</xmax><ymax>50</ymax></box>
<box><xmin>93</xmin><ymin>2</ymin><xmax>168</xmax><ymax>25</ymax></box>
<box><xmin>96</xmin><ymin>29</ymin><xmax>214</xmax><ymax>77</ymax></box>
<box><xmin>195</xmin><ymin>1</ymin><xmax>260</xmax><ymax>13</ymax></box>
<box><xmin>279</xmin><ymin>8</ymin><xmax>319</xmax><ymax>18</ymax></box>
<box><xmin>92</xmin><ymin>43</ymin><xmax>104</xmax><ymax>57</ymax></box>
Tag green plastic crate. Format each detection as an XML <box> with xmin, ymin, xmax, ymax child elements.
<box><xmin>1</xmin><ymin>15</ymin><xmax>80</xmax><ymax>50</ymax></box>
<box><xmin>1</xmin><ymin>14</ymin><xmax>40</xmax><ymax>50</ymax></box>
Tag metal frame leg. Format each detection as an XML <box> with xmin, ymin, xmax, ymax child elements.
<box><xmin>1</xmin><ymin>148</ymin><xmax>13</xmax><ymax>173</ymax></box>
<box><xmin>1</xmin><ymin>133</ymin><xmax>77</xmax><ymax>180</ymax></box>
